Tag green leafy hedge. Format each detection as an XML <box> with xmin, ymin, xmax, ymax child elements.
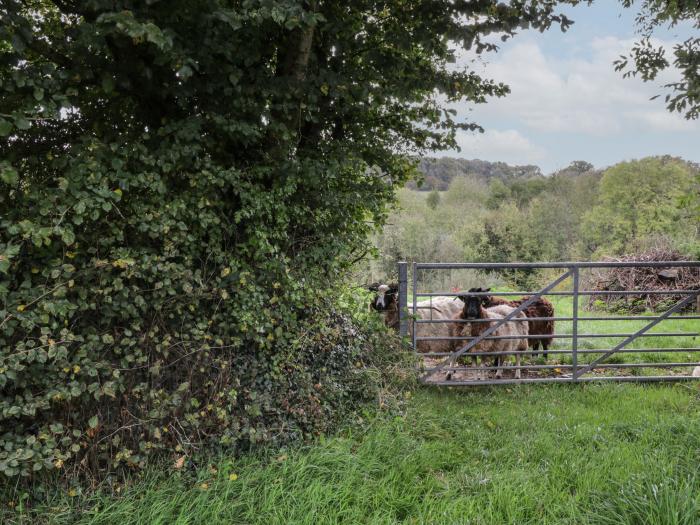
<box><xmin>1</xmin><ymin>0</ymin><xmax>572</xmax><ymax>479</ymax></box>
<box><xmin>1</xmin><ymin>214</ymin><xmax>406</xmax><ymax>478</ymax></box>
<box><xmin>0</xmin><ymin>135</ymin><xmax>412</xmax><ymax>477</ymax></box>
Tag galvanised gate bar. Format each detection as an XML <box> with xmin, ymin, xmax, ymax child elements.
<box><xmin>397</xmin><ymin>261</ymin><xmax>700</xmax><ymax>386</ymax></box>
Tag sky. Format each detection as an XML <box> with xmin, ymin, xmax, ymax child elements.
<box><xmin>444</xmin><ymin>2</ymin><xmax>700</xmax><ymax>174</ymax></box>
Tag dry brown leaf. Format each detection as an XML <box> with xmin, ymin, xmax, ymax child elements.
<box><xmin>173</xmin><ymin>455</ymin><xmax>186</xmax><ymax>469</ymax></box>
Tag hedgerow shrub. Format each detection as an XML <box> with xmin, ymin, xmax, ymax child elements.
<box><xmin>0</xmin><ymin>109</ymin><xmax>402</xmax><ymax>481</ymax></box>
<box><xmin>1</xmin><ymin>1</ymin><xmax>573</xmax><ymax>479</ymax></box>
<box><xmin>0</xmin><ymin>150</ymin><xmax>411</xmax><ymax>478</ymax></box>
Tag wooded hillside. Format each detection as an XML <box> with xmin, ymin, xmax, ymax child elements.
<box><xmin>408</xmin><ymin>158</ymin><xmax>546</xmax><ymax>190</ymax></box>
<box><xmin>366</xmin><ymin>156</ymin><xmax>699</xmax><ymax>288</ymax></box>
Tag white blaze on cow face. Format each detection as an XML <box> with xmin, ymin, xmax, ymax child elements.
<box><xmin>376</xmin><ymin>284</ymin><xmax>390</xmax><ymax>308</ymax></box>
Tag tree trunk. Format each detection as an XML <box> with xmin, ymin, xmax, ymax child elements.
<box><xmin>269</xmin><ymin>3</ymin><xmax>318</xmax><ymax>155</ymax></box>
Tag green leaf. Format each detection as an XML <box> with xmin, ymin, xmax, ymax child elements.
<box><xmin>88</xmin><ymin>415</ymin><xmax>99</xmax><ymax>429</ymax></box>
<box><xmin>14</xmin><ymin>116</ymin><xmax>30</xmax><ymax>130</ymax></box>
<box><xmin>177</xmin><ymin>65</ymin><xmax>193</xmax><ymax>79</ymax></box>
<box><xmin>61</xmin><ymin>228</ymin><xmax>76</xmax><ymax>246</ymax></box>
<box><xmin>0</xmin><ymin>164</ymin><xmax>18</xmax><ymax>185</ymax></box>
<box><xmin>102</xmin><ymin>75</ymin><xmax>115</xmax><ymax>94</ymax></box>
<box><xmin>11</xmin><ymin>34</ymin><xmax>25</xmax><ymax>53</ymax></box>
<box><xmin>0</xmin><ymin>119</ymin><xmax>12</xmax><ymax>136</ymax></box>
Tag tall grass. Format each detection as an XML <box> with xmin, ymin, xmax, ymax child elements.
<box><xmin>6</xmin><ymin>288</ymin><xmax>700</xmax><ymax>524</ymax></box>
<box><xmin>10</xmin><ymin>384</ymin><xmax>700</xmax><ymax>524</ymax></box>
<box><xmin>590</xmin><ymin>476</ymin><xmax>700</xmax><ymax>525</ymax></box>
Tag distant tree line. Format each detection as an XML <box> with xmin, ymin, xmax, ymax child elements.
<box><xmin>367</xmin><ymin>156</ymin><xmax>699</xmax><ymax>287</ymax></box>
<box><xmin>407</xmin><ymin>158</ymin><xmax>546</xmax><ymax>191</ymax></box>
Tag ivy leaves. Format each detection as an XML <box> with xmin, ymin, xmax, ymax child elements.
<box><xmin>0</xmin><ymin>119</ymin><xmax>13</xmax><ymax>137</ymax></box>
<box><xmin>0</xmin><ymin>162</ymin><xmax>17</xmax><ymax>186</ymax></box>
<box><xmin>0</xmin><ymin>0</ymin><xmax>576</xmax><ymax>480</ymax></box>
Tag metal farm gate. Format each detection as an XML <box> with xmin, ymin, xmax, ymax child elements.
<box><xmin>397</xmin><ymin>261</ymin><xmax>700</xmax><ymax>385</ymax></box>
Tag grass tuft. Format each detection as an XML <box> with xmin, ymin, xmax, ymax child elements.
<box><xmin>5</xmin><ymin>299</ymin><xmax>700</xmax><ymax>524</ymax></box>
<box><xmin>589</xmin><ymin>475</ymin><xmax>700</xmax><ymax>525</ymax></box>
<box><xmin>7</xmin><ymin>383</ymin><xmax>700</xmax><ymax>525</ymax></box>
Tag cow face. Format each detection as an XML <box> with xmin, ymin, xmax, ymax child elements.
<box><xmin>456</xmin><ymin>287</ymin><xmax>491</xmax><ymax>319</ymax></box>
<box><xmin>369</xmin><ymin>283</ymin><xmax>398</xmax><ymax>312</ymax></box>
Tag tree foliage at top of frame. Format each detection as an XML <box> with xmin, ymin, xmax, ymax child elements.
<box><xmin>0</xmin><ymin>0</ymin><xmax>576</xmax><ymax>479</ymax></box>
<box><xmin>616</xmin><ymin>0</ymin><xmax>700</xmax><ymax>119</ymax></box>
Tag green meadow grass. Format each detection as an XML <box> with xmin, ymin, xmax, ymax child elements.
<box><xmin>6</xmin><ymin>298</ymin><xmax>700</xmax><ymax>524</ymax></box>
<box><xmin>543</xmin><ymin>295</ymin><xmax>699</xmax><ymax>374</ymax></box>
<box><xmin>13</xmin><ymin>384</ymin><xmax>700</xmax><ymax>525</ymax></box>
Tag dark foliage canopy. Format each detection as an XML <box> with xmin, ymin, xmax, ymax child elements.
<box><xmin>0</xmin><ymin>0</ymin><xmax>577</xmax><ymax>478</ymax></box>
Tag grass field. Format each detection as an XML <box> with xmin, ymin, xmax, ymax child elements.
<box><xmin>532</xmin><ymin>295</ymin><xmax>698</xmax><ymax>373</ymax></box>
<box><xmin>15</xmin><ymin>384</ymin><xmax>700</xmax><ymax>525</ymax></box>
<box><xmin>6</xmin><ymin>299</ymin><xmax>700</xmax><ymax>524</ymax></box>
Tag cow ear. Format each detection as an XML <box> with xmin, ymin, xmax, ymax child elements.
<box><xmin>455</xmin><ymin>295</ymin><xmax>466</xmax><ymax>303</ymax></box>
<box><xmin>368</xmin><ymin>283</ymin><xmax>380</xmax><ymax>292</ymax></box>
<box><xmin>484</xmin><ymin>288</ymin><xmax>491</xmax><ymax>293</ymax></box>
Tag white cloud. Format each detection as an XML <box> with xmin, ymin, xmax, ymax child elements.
<box><xmin>453</xmin><ymin>128</ymin><xmax>546</xmax><ymax>165</ymax></box>
<box><xmin>453</xmin><ymin>35</ymin><xmax>699</xmax><ymax>136</ymax></box>
<box><xmin>630</xmin><ymin>110</ymin><xmax>698</xmax><ymax>132</ymax></box>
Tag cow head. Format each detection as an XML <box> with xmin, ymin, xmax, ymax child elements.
<box><xmin>455</xmin><ymin>287</ymin><xmax>491</xmax><ymax>319</ymax></box>
<box><xmin>369</xmin><ymin>283</ymin><xmax>399</xmax><ymax>312</ymax></box>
